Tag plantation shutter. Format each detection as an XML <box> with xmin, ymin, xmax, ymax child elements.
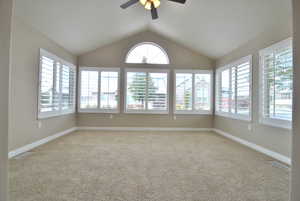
<box><xmin>261</xmin><ymin>41</ymin><xmax>293</xmax><ymax>121</ymax></box>
<box><xmin>80</xmin><ymin>70</ymin><xmax>99</xmax><ymax>109</ymax></box>
<box><xmin>40</xmin><ymin>56</ymin><xmax>55</xmax><ymax>113</ymax></box>
<box><xmin>148</xmin><ymin>72</ymin><xmax>168</xmax><ymax>111</ymax></box>
<box><xmin>215</xmin><ymin>55</ymin><xmax>252</xmax><ymax>120</ymax></box>
<box><xmin>215</xmin><ymin>70</ymin><xmax>222</xmax><ymax>112</ymax></box>
<box><xmin>194</xmin><ymin>73</ymin><xmax>211</xmax><ymax>111</ymax></box>
<box><xmin>236</xmin><ymin>61</ymin><xmax>251</xmax><ymax>115</ymax></box>
<box><xmin>38</xmin><ymin>49</ymin><xmax>76</xmax><ymax>119</ymax></box>
<box><xmin>100</xmin><ymin>71</ymin><xmax>119</xmax><ymax>110</ymax></box>
<box><xmin>175</xmin><ymin>73</ymin><xmax>193</xmax><ymax>111</ymax></box>
<box><xmin>126</xmin><ymin>72</ymin><xmax>147</xmax><ymax>111</ymax></box>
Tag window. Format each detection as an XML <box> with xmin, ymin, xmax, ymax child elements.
<box><xmin>175</xmin><ymin>70</ymin><xmax>213</xmax><ymax>114</ymax></box>
<box><xmin>38</xmin><ymin>49</ymin><xmax>76</xmax><ymax>119</ymax></box>
<box><xmin>126</xmin><ymin>42</ymin><xmax>170</xmax><ymax>64</ymax></box>
<box><xmin>79</xmin><ymin>68</ymin><xmax>120</xmax><ymax>113</ymax></box>
<box><xmin>215</xmin><ymin>55</ymin><xmax>252</xmax><ymax>121</ymax></box>
<box><xmin>125</xmin><ymin>69</ymin><xmax>169</xmax><ymax>113</ymax></box>
<box><xmin>259</xmin><ymin>38</ymin><xmax>293</xmax><ymax>129</ymax></box>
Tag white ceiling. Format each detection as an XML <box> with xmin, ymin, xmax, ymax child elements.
<box><xmin>15</xmin><ymin>0</ymin><xmax>292</xmax><ymax>58</ymax></box>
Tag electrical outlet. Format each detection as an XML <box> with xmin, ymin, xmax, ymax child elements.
<box><xmin>173</xmin><ymin>116</ymin><xmax>177</xmax><ymax>120</ymax></box>
<box><xmin>109</xmin><ymin>114</ymin><xmax>113</xmax><ymax>119</ymax></box>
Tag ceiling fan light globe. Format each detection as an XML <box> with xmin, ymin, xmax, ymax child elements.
<box><xmin>144</xmin><ymin>2</ymin><xmax>152</xmax><ymax>10</ymax></box>
<box><xmin>139</xmin><ymin>0</ymin><xmax>147</xmax><ymax>5</ymax></box>
<box><xmin>153</xmin><ymin>0</ymin><xmax>160</xmax><ymax>8</ymax></box>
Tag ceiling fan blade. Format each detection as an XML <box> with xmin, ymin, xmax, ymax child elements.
<box><xmin>151</xmin><ymin>3</ymin><xmax>158</xmax><ymax>20</ymax></box>
<box><xmin>120</xmin><ymin>0</ymin><xmax>139</xmax><ymax>9</ymax></box>
<box><xmin>167</xmin><ymin>0</ymin><xmax>186</xmax><ymax>4</ymax></box>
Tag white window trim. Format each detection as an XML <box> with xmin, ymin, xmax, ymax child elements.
<box><xmin>215</xmin><ymin>55</ymin><xmax>253</xmax><ymax>122</ymax></box>
<box><xmin>258</xmin><ymin>38</ymin><xmax>293</xmax><ymax>130</ymax></box>
<box><xmin>125</xmin><ymin>42</ymin><xmax>170</xmax><ymax>65</ymax></box>
<box><xmin>78</xmin><ymin>67</ymin><xmax>120</xmax><ymax>114</ymax></box>
<box><xmin>174</xmin><ymin>70</ymin><xmax>213</xmax><ymax>115</ymax></box>
<box><xmin>124</xmin><ymin>68</ymin><xmax>170</xmax><ymax>114</ymax></box>
<box><xmin>38</xmin><ymin>49</ymin><xmax>76</xmax><ymax>119</ymax></box>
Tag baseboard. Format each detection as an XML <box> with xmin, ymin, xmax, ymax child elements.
<box><xmin>213</xmin><ymin>128</ymin><xmax>291</xmax><ymax>165</ymax></box>
<box><xmin>8</xmin><ymin>127</ymin><xmax>77</xmax><ymax>159</ymax></box>
<box><xmin>77</xmin><ymin>127</ymin><xmax>213</xmax><ymax>132</ymax></box>
<box><xmin>9</xmin><ymin>127</ymin><xmax>290</xmax><ymax>165</ymax></box>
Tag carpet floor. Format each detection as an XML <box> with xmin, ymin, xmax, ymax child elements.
<box><xmin>9</xmin><ymin>131</ymin><xmax>290</xmax><ymax>201</ymax></box>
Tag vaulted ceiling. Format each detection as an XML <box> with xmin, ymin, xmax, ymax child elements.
<box><xmin>15</xmin><ymin>0</ymin><xmax>292</xmax><ymax>58</ymax></box>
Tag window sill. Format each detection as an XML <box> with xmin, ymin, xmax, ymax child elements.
<box><xmin>38</xmin><ymin>110</ymin><xmax>75</xmax><ymax>120</ymax></box>
<box><xmin>125</xmin><ymin>110</ymin><xmax>169</xmax><ymax>115</ymax></box>
<box><xmin>174</xmin><ymin>111</ymin><xmax>212</xmax><ymax>115</ymax></box>
<box><xmin>215</xmin><ymin>112</ymin><xmax>251</xmax><ymax>122</ymax></box>
<box><xmin>78</xmin><ymin>109</ymin><xmax>120</xmax><ymax>114</ymax></box>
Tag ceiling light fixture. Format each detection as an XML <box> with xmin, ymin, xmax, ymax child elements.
<box><xmin>140</xmin><ymin>0</ymin><xmax>161</xmax><ymax>10</ymax></box>
<box><xmin>120</xmin><ymin>0</ymin><xmax>187</xmax><ymax>20</ymax></box>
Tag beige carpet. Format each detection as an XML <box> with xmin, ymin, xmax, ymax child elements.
<box><xmin>9</xmin><ymin>131</ymin><xmax>289</xmax><ymax>201</ymax></box>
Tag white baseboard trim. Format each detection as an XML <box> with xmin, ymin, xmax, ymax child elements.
<box><xmin>8</xmin><ymin>127</ymin><xmax>77</xmax><ymax>159</ymax></box>
<box><xmin>77</xmin><ymin>127</ymin><xmax>213</xmax><ymax>132</ymax></box>
<box><xmin>10</xmin><ymin>127</ymin><xmax>290</xmax><ymax>165</ymax></box>
<box><xmin>213</xmin><ymin>128</ymin><xmax>291</xmax><ymax>165</ymax></box>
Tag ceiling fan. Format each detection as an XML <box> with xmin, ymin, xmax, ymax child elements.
<box><xmin>120</xmin><ymin>0</ymin><xmax>186</xmax><ymax>20</ymax></box>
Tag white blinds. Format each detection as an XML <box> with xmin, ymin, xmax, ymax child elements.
<box><xmin>126</xmin><ymin>69</ymin><xmax>169</xmax><ymax>113</ymax></box>
<box><xmin>79</xmin><ymin>68</ymin><xmax>119</xmax><ymax>112</ymax></box>
<box><xmin>38</xmin><ymin>49</ymin><xmax>76</xmax><ymax>119</ymax></box>
<box><xmin>260</xmin><ymin>38</ymin><xmax>293</xmax><ymax>126</ymax></box>
<box><xmin>216</xmin><ymin>55</ymin><xmax>252</xmax><ymax>120</ymax></box>
<box><xmin>175</xmin><ymin>71</ymin><xmax>212</xmax><ymax>114</ymax></box>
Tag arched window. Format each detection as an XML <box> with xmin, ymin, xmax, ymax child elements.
<box><xmin>126</xmin><ymin>42</ymin><xmax>170</xmax><ymax>64</ymax></box>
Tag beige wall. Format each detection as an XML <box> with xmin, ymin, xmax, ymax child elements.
<box><xmin>9</xmin><ymin>17</ymin><xmax>77</xmax><ymax>151</ymax></box>
<box><xmin>214</xmin><ymin>25</ymin><xmax>293</xmax><ymax>158</ymax></box>
<box><xmin>0</xmin><ymin>0</ymin><xmax>13</xmax><ymax>200</ymax></box>
<box><xmin>291</xmin><ymin>0</ymin><xmax>300</xmax><ymax>200</ymax></box>
<box><xmin>78</xmin><ymin>31</ymin><xmax>214</xmax><ymax>128</ymax></box>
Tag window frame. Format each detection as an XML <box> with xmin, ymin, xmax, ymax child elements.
<box><xmin>259</xmin><ymin>38</ymin><xmax>293</xmax><ymax>129</ymax></box>
<box><xmin>38</xmin><ymin>49</ymin><xmax>77</xmax><ymax>119</ymax></box>
<box><xmin>215</xmin><ymin>55</ymin><xmax>253</xmax><ymax>121</ymax></box>
<box><xmin>78</xmin><ymin>67</ymin><xmax>120</xmax><ymax>114</ymax></box>
<box><xmin>125</xmin><ymin>42</ymin><xmax>170</xmax><ymax>65</ymax></box>
<box><xmin>174</xmin><ymin>70</ymin><xmax>213</xmax><ymax>115</ymax></box>
<box><xmin>124</xmin><ymin>68</ymin><xmax>170</xmax><ymax>114</ymax></box>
